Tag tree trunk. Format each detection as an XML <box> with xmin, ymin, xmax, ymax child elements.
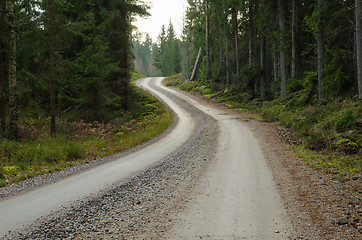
<box><xmin>356</xmin><ymin>0</ymin><xmax>362</xmax><ymax>99</ymax></box>
<box><xmin>190</xmin><ymin>48</ymin><xmax>201</xmax><ymax>81</ymax></box>
<box><xmin>225</xmin><ymin>35</ymin><xmax>230</xmax><ymax>87</ymax></box>
<box><xmin>248</xmin><ymin>0</ymin><xmax>254</xmax><ymax>68</ymax></box>
<box><xmin>49</xmin><ymin>0</ymin><xmax>56</xmax><ymax>136</ymax></box>
<box><xmin>0</xmin><ymin>42</ymin><xmax>5</xmax><ymax>135</ymax></box>
<box><xmin>260</xmin><ymin>34</ymin><xmax>266</xmax><ymax>99</ymax></box>
<box><xmin>317</xmin><ymin>0</ymin><xmax>323</xmax><ymax>101</ymax></box>
<box><xmin>6</xmin><ymin>0</ymin><xmax>18</xmax><ymax>139</ymax></box>
<box><xmin>232</xmin><ymin>7</ymin><xmax>240</xmax><ymax>87</ymax></box>
<box><xmin>273</xmin><ymin>43</ymin><xmax>279</xmax><ymax>83</ymax></box>
<box><xmin>292</xmin><ymin>0</ymin><xmax>302</xmax><ymax>80</ymax></box>
<box><xmin>278</xmin><ymin>0</ymin><xmax>287</xmax><ymax>98</ymax></box>
<box><xmin>205</xmin><ymin>0</ymin><xmax>210</xmax><ymax>78</ymax></box>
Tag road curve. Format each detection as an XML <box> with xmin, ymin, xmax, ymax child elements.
<box><xmin>161</xmin><ymin>82</ymin><xmax>294</xmax><ymax>239</ymax></box>
<box><xmin>0</xmin><ymin>77</ymin><xmax>294</xmax><ymax>239</ymax></box>
<box><xmin>0</xmin><ymin>77</ymin><xmax>195</xmax><ymax>237</ymax></box>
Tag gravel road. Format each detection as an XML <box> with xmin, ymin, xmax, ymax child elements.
<box><xmin>1</xmin><ymin>77</ymin><xmax>360</xmax><ymax>239</ymax></box>
<box><xmin>1</xmin><ymin>77</ymin><xmax>218</xmax><ymax>239</ymax></box>
<box><xmin>163</xmin><ymin>83</ymin><xmax>293</xmax><ymax>239</ymax></box>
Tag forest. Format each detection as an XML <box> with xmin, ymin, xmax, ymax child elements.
<box><xmin>132</xmin><ymin>0</ymin><xmax>362</xmax><ymax>177</ymax></box>
<box><xmin>185</xmin><ymin>0</ymin><xmax>361</xmax><ymax>101</ymax></box>
<box><xmin>0</xmin><ymin>0</ymin><xmax>361</xmax><ymax>185</ymax></box>
<box><xmin>136</xmin><ymin>0</ymin><xmax>362</xmax><ymax>101</ymax></box>
<box><xmin>133</xmin><ymin>21</ymin><xmax>182</xmax><ymax>78</ymax></box>
<box><xmin>0</xmin><ymin>0</ymin><xmax>150</xmax><ymax>140</ymax></box>
<box><xmin>0</xmin><ymin>0</ymin><xmax>179</xmax><ymax>186</ymax></box>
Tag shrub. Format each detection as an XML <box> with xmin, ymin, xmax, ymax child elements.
<box><xmin>260</xmin><ymin>105</ymin><xmax>283</xmax><ymax>122</ymax></box>
<box><xmin>0</xmin><ymin>179</ymin><xmax>6</xmax><ymax>187</ymax></box>
<box><xmin>279</xmin><ymin>111</ymin><xmax>294</xmax><ymax>128</ymax></box>
<box><xmin>336</xmin><ymin>138</ymin><xmax>359</xmax><ymax>154</ymax></box>
<box><xmin>334</xmin><ymin>109</ymin><xmax>354</xmax><ymax>133</ymax></box>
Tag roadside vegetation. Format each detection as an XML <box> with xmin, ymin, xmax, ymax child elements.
<box><xmin>0</xmin><ymin>77</ymin><xmax>173</xmax><ymax>187</ymax></box>
<box><xmin>165</xmin><ymin>74</ymin><xmax>361</xmax><ymax>181</ymax></box>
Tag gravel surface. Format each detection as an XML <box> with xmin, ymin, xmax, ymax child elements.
<box><xmin>2</xmin><ymin>81</ymin><xmax>219</xmax><ymax>240</ymax></box>
<box><xmin>182</xmin><ymin>92</ymin><xmax>361</xmax><ymax>240</ymax></box>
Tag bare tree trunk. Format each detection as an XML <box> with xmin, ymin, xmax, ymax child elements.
<box><xmin>278</xmin><ymin>0</ymin><xmax>287</xmax><ymax>98</ymax></box>
<box><xmin>232</xmin><ymin>7</ymin><xmax>240</xmax><ymax>87</ymax></box>
<box><xmin>260</xmin><ymin>34</ymin><xmax>266</xmax><ymax>99</ymax></box>
<box><xmin>317</xmin><ymin>0</ymin><xmax>323</xmax><ymax>101</ymax></box>
<box><xmin>356</xmin><ymin>0</ymin><xmax>362</xmax><ymax>99</ymax></box>
<box><xmin>292</xmin><ymin>0</ymin><xmax>302</xmax><ymax>80</ymax></box>
<box><xmin>6</xmin><ymin>0</ymin><xmax>18</xmax><ymax>139</ymax></box>
<box><xmin>190</xmin><ymin>48</ymin><xmax>202</xmax><ymax>81</ymax></box>
<box><xmin>205</xmin><ymin>0</ymin><xmax>210</xmax><ymax>78</ymax></box>
<box><xmin>49</xmin><ymin>0</ymin><xmax>56</xmax><ymax>136</ymax></box>
<box><xmin>0</xmin><ymin>42</ymin><xmax>5</xmax><ymax>135</ymax></box>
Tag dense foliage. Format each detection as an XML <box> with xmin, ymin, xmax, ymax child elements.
<box><xmin>0</xmin><ymin>0</ymin><xmax>149</xmax><ymax>139</ymax></box>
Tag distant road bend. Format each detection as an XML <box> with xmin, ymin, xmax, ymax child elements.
<box><xmin>0</xmin><ymin>77</ymin><xmax>294</xmax><ymax>239</ymax></box>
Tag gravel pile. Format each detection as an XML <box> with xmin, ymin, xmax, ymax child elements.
<box><xmin>3</xmin><ymin>84</ymin><xmax>219</xmax><ymax>239</ymax></box>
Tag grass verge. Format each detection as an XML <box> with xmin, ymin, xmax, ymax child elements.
<box><xmin>0</xmin><ymin>82</ymin><xmax>173</xmax><ymax>187</ymax></box>
<box><xmin>164</xmin><ymin>74</ymin><xmax>361</xmax><ymax>181</ymax></box>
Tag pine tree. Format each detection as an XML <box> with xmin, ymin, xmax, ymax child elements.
<box><xmin>356</xmin><ymin>0</ymin><xmax>362</xmax><ymax>99</ymax></box>
<box><xmin>49</xmin><ymin>0</ymin><xmax>56</xmax><ymax>135</ymax></box>
<box><xmin>0</xmin><ymin>1</ymin><xmax>6</xmax><ymax>136</ymax></box>
<box><xmin>6</xmin><ymin>0</ymin><xmax>18</xmax><ymax>139</ymax></box>
<box><xmin>278</xmin><ymin>0</ymin><xmax>287</xmax><ymax>98</ymax></box>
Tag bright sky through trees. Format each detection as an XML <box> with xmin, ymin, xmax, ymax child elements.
<box><xmin>134</xmin><ymin>0</ymin><xmax>188</xmax><ymax>41</ymax></box>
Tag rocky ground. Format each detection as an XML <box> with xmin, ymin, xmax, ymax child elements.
<box><xmin>1</xmin><ymin>87</ymin><xmax>361</xmax><ymax>239</ymax></box>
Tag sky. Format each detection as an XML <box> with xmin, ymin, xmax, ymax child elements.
<box><xmin>133</xmin><ymin>0</ymin><xmax>189</xmax><ymax>42</ymax></box>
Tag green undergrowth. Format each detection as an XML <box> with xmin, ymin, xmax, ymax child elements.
<box><xmin>130</xmin><ymin>71</ymin><xmax>146</xmax><ymax>82</ymax></box>
<box><xmin>0</xmin><ymin>84</ymin><xmax>173</xmax><ymax>187</ymax></box>
<box><xmin>165</xmin><ymin>74</ymin><xmax>361</xmax><ymax>180</ymax></box>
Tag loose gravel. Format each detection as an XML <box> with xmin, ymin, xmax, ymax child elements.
<box><xmin>2</xmin><ymin>82</ymin><xmax>219</xmax><ymax>240</ymax></box>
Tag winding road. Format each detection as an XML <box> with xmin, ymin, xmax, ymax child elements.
<box><xmin>0</xmin><ymin>77</ymin><xmax>294</xmax><ymax>239</ymax></box>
